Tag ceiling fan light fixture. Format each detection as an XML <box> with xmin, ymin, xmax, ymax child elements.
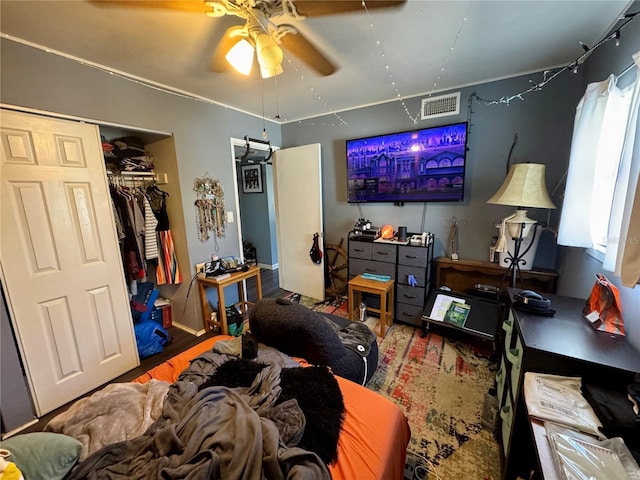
<box><xmin>255</xmin><ymin>32</ymin><xmax>283</xmax><ymax>70</ymax></box>
<box><xmin>226</xmin><ymin>38</ymin><xmax>255</xmax><ymax>75</ymax></box>
<box><xmin>203</xmin><ymin>1</ymin><xmax>226</xmax><ymax>17</ymax></box>
<box><xmin>260</xmin><ymin>64</ymin><xmax>284</xmax><ymax>78</ymax></box>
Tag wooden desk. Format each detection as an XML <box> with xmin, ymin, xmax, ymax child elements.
<box><xmin>197</xmin><ymin>265</ymin><xmax>262</xmax><ymax>334</ymax></box>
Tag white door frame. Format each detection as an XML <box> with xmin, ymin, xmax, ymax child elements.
<box><xmin>228</xmin><ymin>137</ymin><xmax>279</xmax><ymax>269</ymax></box>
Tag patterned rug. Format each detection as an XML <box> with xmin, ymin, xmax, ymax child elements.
<box><xmin>285</xmin><ymin>293</ymin><xmax>501</xmax><ymax>480</ymax></box>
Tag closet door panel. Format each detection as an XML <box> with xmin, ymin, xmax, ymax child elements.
<box><xmin>66</xmin><ymin>182</ymin><xmax>103</xmax><ymax>264</ymax></box>
<box><xmin>0</xmin><ymin>109</ymin><xmax>139</xmax><ymax>416</ymax></box>
<box><xmin>9</xmin><ymin>181</ymin><xmax>60</xmax><ymax>272</ymax></box>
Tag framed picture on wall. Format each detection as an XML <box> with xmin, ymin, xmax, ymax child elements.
<box><xmin>241</xmin><ymin>165</ymin><xmax>263</xmax><ymax>193</ymax></box>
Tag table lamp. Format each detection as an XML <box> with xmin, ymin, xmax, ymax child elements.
<box><xmin>487</xmin><ymin>163</ymin><xmax>556</xmax><ymax>288</ymax></box>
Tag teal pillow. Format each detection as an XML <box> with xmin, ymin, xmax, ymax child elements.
<box><xmin>1</xmin><ymin>432</ymin><xmax>82</xmax><ymax>480</ymax></box>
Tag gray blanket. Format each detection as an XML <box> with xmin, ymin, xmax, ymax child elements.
<box><xmin>66</xmin><ymin>351</ymin><xmax>330</xmax><ymax>480</ymax></box>
<box><xmin>44</xmin><ymin>379</ymin><xmax>170</xmax><ymax>461</ymax></box>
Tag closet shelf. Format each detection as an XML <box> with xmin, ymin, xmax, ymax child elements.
<box><xmin>107</xmin><ymin>170</ymin><xmax>168</xmax><ymax>184</ymax></box>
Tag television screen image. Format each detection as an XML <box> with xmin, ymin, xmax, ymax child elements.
<box><xmin>346</xmin><ymin>122</ymin><xmax>468</xmax><ymax>203</ymax></box>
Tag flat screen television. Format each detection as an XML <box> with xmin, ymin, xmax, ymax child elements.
<box><xmin>346</xmin><ymin>121</ymin><xmax>468</xmax><ymax>203</ymax></box>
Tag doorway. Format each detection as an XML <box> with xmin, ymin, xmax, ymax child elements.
<box><xmin>230</xmin><ymin>137</ymin><xmax>279</xmax><ymax>271</ymax></box>
<box><xmin>230</xmin><ymin>138</ymin><xmax>326</xmax><ymax>301</ymax></box>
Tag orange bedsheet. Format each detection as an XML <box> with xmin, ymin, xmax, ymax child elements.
<box><xmin>134</xmin><ymin>336</ymin><xmax>410</xmax><ymax>480</ymax></box>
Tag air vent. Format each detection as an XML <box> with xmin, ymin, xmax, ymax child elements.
<box><xmin>421</xmin><ymin>92</ymin><xmax>461</xmax><ymax>120</ymax></box>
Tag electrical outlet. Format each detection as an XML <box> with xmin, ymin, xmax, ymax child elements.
<box><xmin>226</xmin><ymin>211</ymin><xmax>234</xmax><ymax>223</ymax></box>
<box><xmin>195</xmin><ymin>262</ymin><xmax>206</xmax><ymax>274</ymax></box>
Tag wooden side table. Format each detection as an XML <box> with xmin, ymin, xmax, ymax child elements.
<box><xmin>197</xmin><ymin>265</ymin><xmax>262</xmax><ymax>334</ymax></box>
<box><xmin>348</xmin><ymin>274</ymin><xmax>394</xmax><ymax>338</ymax></box>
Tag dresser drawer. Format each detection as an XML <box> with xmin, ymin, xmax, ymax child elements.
<box><xmin>397</xmin><ymin>285</ymin><xmax>426</xmax><ymax>307</ymax></box>
<box><xmin>507</xmin><ymin>334</ymin><xmax>523</xmax><ymax>402</ymax></box>
<box><xmin>349</xmin><ymin>241</ymin><xmax>372</xmax><ymax>260</ymax></box>
<box><xmin>502</xmin><ymin>311</ymin><xmax>514</xmax><ymax>351</ymax></box>
<box><xmin>397</xmin><ymin>265</ymin><xmax>426</xmax><ymax>287</ymax></box>
<box><xmin>500</xmin><ymin>395</ymin><xmax>513</xmax><ymax>457</ymax></box>
<box><xmin>395</xmin><ymin>303</ymin><xmax>423</xmax><ymax>326</ymax></box>
<box><xmin>496</xmin><ymin>357</ymin><xmax>507</xmax><ymax>406</ymax></box>
<box><xmin>370</xmin><ymin>243</ymin><xmax>396</xmax><ymax>263</ymax></box>
<box><xmin>398</xmin><ymin>245</ymin><xmax>428</xmax><ymax>268</ymax></box>
<box><xmin>349</xmin><ymin>258</ymin><xmax>396</xmax><ymax>278</ymax></box>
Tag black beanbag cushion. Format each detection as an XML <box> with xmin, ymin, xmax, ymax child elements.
<box><xmin>249</xmin><ymin>298</ymin><xmax>347</xmax><ymax>365</ymax></box>
<box><xmin>248</xmin><ymin>298</ymin><xmax>378</xmax><ymax>384</ymax></box>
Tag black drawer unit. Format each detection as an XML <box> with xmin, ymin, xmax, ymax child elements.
<box><xmin>348</xmin><ymin>233</ymin><xmax>434</xmax><ymax>327</ymax></box>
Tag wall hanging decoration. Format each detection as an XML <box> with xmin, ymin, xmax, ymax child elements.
<box><xmin>194</xmin><ymin>175</ymin><xmax>226</xmax><ymax>242</ymax></box>
<box><xmin>241</xmin><ymin>165</ymin><xmax>263</xmax><ymax>193</ymax></box>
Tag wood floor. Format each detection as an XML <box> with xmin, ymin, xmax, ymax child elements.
<box><xmin>20</xmin><ymin>268</ymin><xmax>290</xmax><ymax>434</ymax></box>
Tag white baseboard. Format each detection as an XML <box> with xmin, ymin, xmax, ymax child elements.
<box><xmin>258</xmin><ymin>263</ymin><xmax>278</xmax><ymax>270</ymax></box>
<box><xmin>171</xmin><ymin>321</ymin><xmax>206</xmax><ymax>337</ymax></box>
<box><xmin>2</xmin><ymin>418</ymin><xmax>39</xmax><ymax>439</ymax></box>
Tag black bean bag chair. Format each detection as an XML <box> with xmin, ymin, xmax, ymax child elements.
<box><xmin>248</xmin><ymin>298</ymin><xmax>378</xmax><ymax>385</ymax></box>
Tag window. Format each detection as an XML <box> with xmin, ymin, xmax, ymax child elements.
<box><xmin>558</xmin><ymin>52</ymin><xmax>640</xmax><ymax>286</ymax></box>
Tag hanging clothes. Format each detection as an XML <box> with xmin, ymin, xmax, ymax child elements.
<box><xmin>143</xmin><ymin>195</ymin><xmax>159</xmax><ymax>260</ymax></box>
<box><xmin>110</xmin><ymin>185</ymin><xmax>146</xmax><ymax>283</ymax></box>
<box><xmin>147</xmin><ymin>185</ymin><xmax>182</xmax><ymax>285</ymax></box>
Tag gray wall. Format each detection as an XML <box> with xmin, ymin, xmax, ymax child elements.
<box><xmin>282</xmin><ymin>73</ymin><xmax>581</xmax><ymax>261</ymax></box>
<box><xmin>1</xmin><ymin>287</ymin><xmax>36</xmax><ymax>434</ymax></box>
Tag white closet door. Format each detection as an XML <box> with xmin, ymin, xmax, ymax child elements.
<box><xmin>0</xmin><ymin>109</ymin><xmax>139</xmax><ymax>415</ymax></box>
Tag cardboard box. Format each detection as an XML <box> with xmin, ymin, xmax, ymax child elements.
<box><xmin>151</xmin><ymin>298</ymin><xmax>172</xmax><ymax>329</ymax></box>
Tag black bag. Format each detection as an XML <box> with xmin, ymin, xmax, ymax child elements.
<box><xmin>309</xmin><ymin>233</ymin><xmax>323</xmax><ymax>264</ymax></box>
<box><xmin>225</xmin><ymin>305</ymin><xmax>244</xmax><ymax>336</ymax></box>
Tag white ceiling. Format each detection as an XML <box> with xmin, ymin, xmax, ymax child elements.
<box><xmin>0</xmin><ymin>0</ymin><xmax>632</xmax><ymax>123</ymax></box>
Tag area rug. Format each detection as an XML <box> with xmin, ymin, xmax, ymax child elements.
<box><xmin>286</xmin><ymin>293</ymin><xmax>501</xmax><ymax>480</ymax></box>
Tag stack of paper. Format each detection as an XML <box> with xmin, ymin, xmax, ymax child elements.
<box><xmin>523</xmin><ymin>372</ymin><xmax>603</xmax><ymax>438</ymax></box>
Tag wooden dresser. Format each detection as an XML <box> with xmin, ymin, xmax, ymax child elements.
<box><xmin>434</xmin><ymin>257</ymin><xmax>558</xmax><ymax>294</ymax></box>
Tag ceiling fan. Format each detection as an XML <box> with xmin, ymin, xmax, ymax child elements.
<box><xmin>91</xmin><ymin>1</ymin><xmax>406</xmax><ymax>78</ymax></box>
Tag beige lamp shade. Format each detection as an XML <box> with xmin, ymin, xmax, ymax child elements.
<box><xmin>487</xmin><ymin>163</ymin><xmax>556</xmax><ymax>209</ymax></box>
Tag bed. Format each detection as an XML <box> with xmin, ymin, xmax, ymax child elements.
<box><xmin>36</xmin><ymin>334</ymin><xmax>410</xmax><ymax>479</ymax></box>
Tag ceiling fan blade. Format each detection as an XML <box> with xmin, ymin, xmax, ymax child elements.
<box><xmin>211</xmin><ymin>25</ymin><xmax>247</xmax><ymax>73</ymax></box>
<box><xmin>88</xmin><ymin>1</ymin><xmax>210</xmax><ymax>13</ymax></box>
<box><xmin>279</xmin><ymin>29</ymin><xmax>336</xmax><ymax>76</ymax></box>
<box><xmin>291</xmin><ymin>1</ymin><xmax>406</xmax><ymax>17</ymax></box>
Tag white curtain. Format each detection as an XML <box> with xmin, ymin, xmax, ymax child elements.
<box><xmin>558</xmin><ymin>75</ymin><xmax>630</xmax><ymax>248</ymax></box>
<box><xmin>618</xmin><ymin>52</ymin><xmax>640</xmax><ymax>287</ymax></box>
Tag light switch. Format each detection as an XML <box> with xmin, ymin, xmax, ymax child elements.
<box><xmin>227</xmin><ymin>211</ymin><xmax>234</xmax><ymax>223</ymax></box>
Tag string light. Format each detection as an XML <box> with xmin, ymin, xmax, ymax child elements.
<box><xmin>362</xmin><ymin>1</ymin><xmax>418</xmax><ymax>122</ymax></box>
<box><xmin>362</xmin><ymin>1</ymin><xmax>472</xmax><ymax>123</ymax></box>
<box><xmin>472</xmin><ymin>11</ymin><xmax>638</xmax><ymax>106</ymax></box>
<box><xmin>280</xmin><ymin>56</ymin><xmax>348</xmax><ymax>126</ymax></box>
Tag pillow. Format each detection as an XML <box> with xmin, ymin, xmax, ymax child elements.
<box><xmin>1</xmin><ymin>432</ymin><xmax>82</xmax><ymax>480</ymax></box>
